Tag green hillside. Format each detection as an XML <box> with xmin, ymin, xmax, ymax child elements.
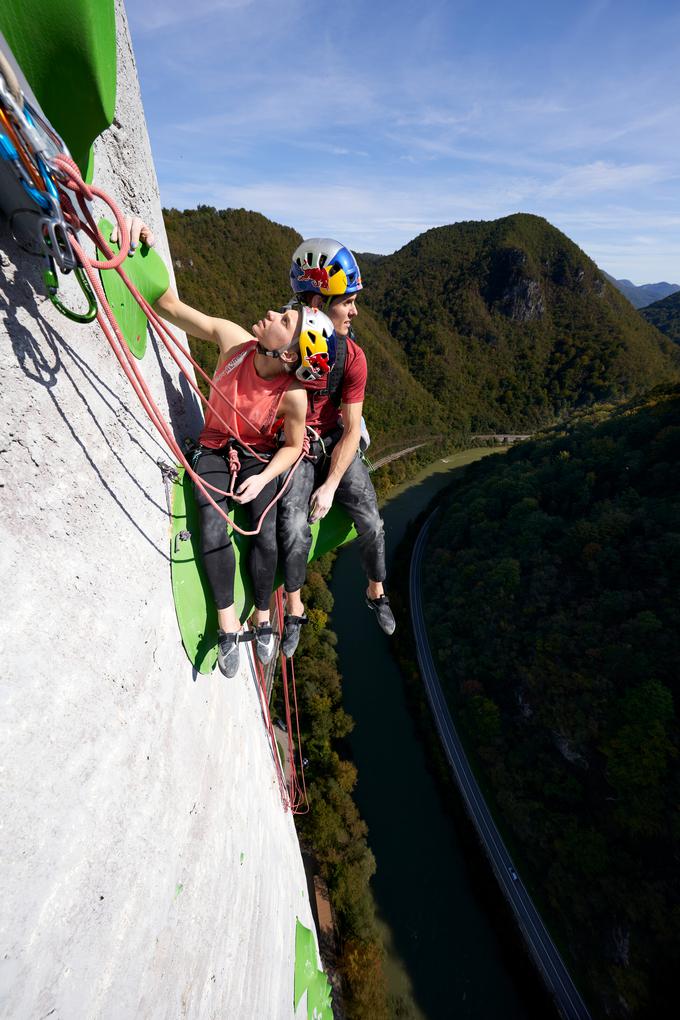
<box><xmin>163</xmin><ymin>207</ymin><xmax>448</xmax><ymax>457</ymax></box>
<box><xmin>640</xmin><ymin>289</ymin><xmax>680</xmax><ymax>344</ymax></box>
<box><xmin>422</xmin><ymin>384</ymin><xmax>680</xmax><ymax>1017</ymax></box>
<box><xmin>362</xmin><ymin>214</ymin><xmax>679</xmax><ymax>431</ymax></box>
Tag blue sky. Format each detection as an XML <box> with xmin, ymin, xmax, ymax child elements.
<box><xmin>128</xmin><ymin>0</ymin><xmax>680</xmax><ymax>283</ymax></box>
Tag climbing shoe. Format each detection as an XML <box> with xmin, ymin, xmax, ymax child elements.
<box><xmin>217</xmin><ymin>630</ymin><xmax>240</xmax><ymax>678</ymax></box>
<box><xmin>281</xmin><ymin>614</ymin><xmax>308</xmax><ymax>658</ymax></box>
<box><xmin>365</xmin><ymin>594</ymin><xmax>396</xmax><ymax>636</ymax></box>
<box><xmin>254</xmin><ymin>622</ymin><xmax>276</xmax><ymax>665</ymax></box>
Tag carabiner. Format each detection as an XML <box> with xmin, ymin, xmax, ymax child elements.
<box><xmin>43</xmin><ymin>258</ymin><xmax>98</xmax><ymax>324</ymax></box>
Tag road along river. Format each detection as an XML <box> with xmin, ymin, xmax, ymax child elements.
<box><xmin>330</xmin><ymin>451</ymin><xmax>557</xmax><ymax>1020</ymax></box>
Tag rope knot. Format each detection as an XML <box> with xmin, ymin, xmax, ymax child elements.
<box><xmin>228</xmin><ymin>446</ymin><xmax>241</xmax><ymax>477</ymax></box>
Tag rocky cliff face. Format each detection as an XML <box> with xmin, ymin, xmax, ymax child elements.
<box><xmin>0</xmin><ymin>4</ymin><xmax>319</xmax><ymax>1017</ymax></box>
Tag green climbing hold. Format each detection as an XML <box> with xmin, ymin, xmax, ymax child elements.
<box><xmin>97</xmin><ymin>218</ymin><xmax>170</xmax><ymax>359</ymax></box>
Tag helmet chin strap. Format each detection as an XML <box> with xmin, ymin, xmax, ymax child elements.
<box><xmin>256</xmin><ymin>340</ymin><xmax>299</xmax><ymax>370</ymax></box>
<box><xmin>255</xmin><ymin>341</ymin><xmax>282</xmax><ymax>359</ymax></box>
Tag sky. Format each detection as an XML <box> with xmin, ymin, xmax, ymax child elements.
<box><xmin>128</xmin><ymin>0</ymin><xmax>680</xmax><ymax>284</ymax></box>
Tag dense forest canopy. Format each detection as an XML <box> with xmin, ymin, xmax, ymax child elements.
<box><xmin>422</xmin><ymin>385</ymin><xmax>680</xmax><ymax>1018</ymax></box>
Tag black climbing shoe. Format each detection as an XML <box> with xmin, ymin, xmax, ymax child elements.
<box><xmin>254</xmin><ymin>622</ymin><xmax>276</xmax><ymax>665</ymax></box>
<box><xmin>217</xmin><ymin>630</ymin><xmax>240</xmax><ymax>678</ymax></box>
<box><xmin>281</xmin><ymin>614</ymin><xmax>308</xmax><ymax>658</ymax></box>
<box><xmin>365</xmin><ymin>594</ymin><xmax>396</xmax><ymax>636</ymax></box>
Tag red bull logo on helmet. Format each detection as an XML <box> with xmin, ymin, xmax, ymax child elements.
<box><xmin>307</xmin><ymin>351</ymin><xmax>330</xmax><ymax>375</ymax></box>
<box><xmin>297</xmin><ymin>265</ymin><xmax>331</xmax><ymax>290</ymax></box>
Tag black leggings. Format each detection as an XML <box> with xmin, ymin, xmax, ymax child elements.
<box><xmin>193</xmin><ymin>446</ymin><xmax>279</xmax><ymax>613</ymax></box>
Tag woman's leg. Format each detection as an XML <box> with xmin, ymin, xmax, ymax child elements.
<box><xmin>236</xmin><ymin>453</ymin><xmax>280</xmax><ymax>616</ymax></box>
<box><xmin>194</xmin><ymin>450</ymin><xmax>238</xmax><ymax>634</ymax></box>
<box><xmin>236</xmin><ymin>452</ymin><xmax>281</xmax><ymax>664</ymax></box>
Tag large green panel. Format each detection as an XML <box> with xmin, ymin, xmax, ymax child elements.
<box><xmin>0</xmin><ymin>0</ymin><xmax>116</xmax><ymax>178</ymax></box>
<box><xmin>171</xmin><ymin>468</ymin><xmax>357</xmax><ymax>674</ymax></box>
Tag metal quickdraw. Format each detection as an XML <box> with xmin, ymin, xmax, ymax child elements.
<box><xmin>0</xmin><ymin>47</ymin><xmax>82</xmax><ymax>310</ymax></box>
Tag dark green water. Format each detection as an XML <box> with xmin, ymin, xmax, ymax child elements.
<box><xmin>330</xmin><ymin>452</ymin><xmax>554</xmax><ymax>1020</ymax></box>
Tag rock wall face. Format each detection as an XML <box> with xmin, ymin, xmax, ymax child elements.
<box><xmin>0</xmin><ymin>4</ymin><xmax>317</xmax><ymax>1017</ymax></box>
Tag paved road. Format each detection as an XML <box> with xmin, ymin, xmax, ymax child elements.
<box><xmin>410</xmin><ymin>511</ymin><xmax>592</xmax><ymax>1020</ymax></box>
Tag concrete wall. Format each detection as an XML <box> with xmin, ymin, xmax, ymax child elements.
<box><xmin>0</xmin><ymin>4</ymin><xmax>317</xmax><ymax>1017</ymax></box>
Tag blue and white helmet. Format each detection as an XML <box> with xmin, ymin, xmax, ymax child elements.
<box><xmin>290</xmin><ymin>238</ymin><xmax>363</xmax><ymax>297</ymax></box>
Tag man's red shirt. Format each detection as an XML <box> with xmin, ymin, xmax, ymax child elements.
<box><xmin>305</xmin><ymin>338</ymin><xmax>367</xmax><ymax>435</ymax></box>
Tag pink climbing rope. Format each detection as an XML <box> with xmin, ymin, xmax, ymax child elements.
<box><xmin>275</xmin><ymin>587</ymin><xmax>308</xmax><ymax>815</ymax></box>
<box><xmin>50</xmin><ymin>153</ymin><xmax>305</xmax><ymax>537</ymax></box>
<box><xmin>249</xmin><ymin>590</ymin><xmax>309</xmax><ymax>815</ymax></box>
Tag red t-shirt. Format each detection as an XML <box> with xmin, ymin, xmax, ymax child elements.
<box><xmin>199</xmin><ymin>342</ymin><xmax>292</xmax><ymax>451</ymax></box>
<box><xmin>306</xmin><ymin>338</ymin><xmax>367</xmax><ymax>434</ymax></box>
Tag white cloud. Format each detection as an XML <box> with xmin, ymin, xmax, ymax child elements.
<box><xmin>541</xmin><ymin>161</ymin><xmax>672</xmax><ymax>198</ymax></box>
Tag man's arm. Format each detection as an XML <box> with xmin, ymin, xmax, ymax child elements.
<box><xmin>308</xmin><ymin>400</ymin><xmax>363</xmax><ymax>522</ymax></box>
<box><xmin>234</xmin><ymin>387</ymin><xmax>307</xmax><ymax>504</ymax></box>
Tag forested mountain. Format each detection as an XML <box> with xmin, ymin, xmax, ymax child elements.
<box><xmin>361</xmin><ymin>214</ymin><xmax>679</xmax><ymax>431</ymax></box>
<box><xmin>422</xmin><ymin>385</ymin><xmax>680</xmax><ymax>1018</ymax></box>
<box><xmin>604</xmin><ymin>273</ymin><xmax>680</xmax><ymax>309</ymax></box>
<box><xmin>163</xmin><ymin>207</ymin><xmax>448</xmax><ymax>456</ymax></box>
<box><xmin>640</xmin><ymin>289</ymin><xmax>680</xmax><ymax>344</ymax></box>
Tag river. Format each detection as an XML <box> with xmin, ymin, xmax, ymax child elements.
<box><xmin>329</xmin><ymin>450</ymin><xmax>555</xmax><ymax>1019</ymax></box>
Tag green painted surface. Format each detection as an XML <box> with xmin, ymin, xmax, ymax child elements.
<box><xmin>0</xmin><ymin>0</ymin><xmax>116</xmax><ymax>178</ymax></box>
<box><xmin>294</xmin><ymin>919</ymin><xmax>332</xmax><ymax>1019</ymax></box>
<box><xmin>171</xmin><ymin>467</ymin><xmax>356</xmax><ymax>675</ymax></box>
<box><xmin>306</xmin><ymin>970</ymin><xmax>333</xmax><ymax>1019</ymax></box>
<box><xmin>97</xmin><ymin>218</ymin><xmax>170</xmax><ymax>360</ymax></box>
<box><xmin>294</xmin><ymin>920</ymin><xmax>318</xmax><ymax>1010</ymax></box>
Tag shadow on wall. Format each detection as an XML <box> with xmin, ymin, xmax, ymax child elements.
<box><xmin>0</xmin><ymin>218</ymin><xmax>202</xmax><ymax>560</ymax></box>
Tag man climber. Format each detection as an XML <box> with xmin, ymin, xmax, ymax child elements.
<box><xmin>278</xmin><ymin>238</ymin><xmax>396</xmax><ymax>657</ymax></box>
<box><xmin>112</xmin><ymin>218</ymin><xmax>335</xmax><ymax>678</ymax></box>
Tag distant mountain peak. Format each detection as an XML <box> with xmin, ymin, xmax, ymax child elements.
<box><xmin>604</xmin><ymin>273</ymin><xmax>680</xmax><ymax>309</ymax></box>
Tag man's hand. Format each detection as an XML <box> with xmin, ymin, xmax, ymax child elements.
<box><xmin>309</xmin><ymin>481</ymin><xmax>336</xmax><ymax>523</ymax></box>
<box><xmin>234</xmin><ymin>473</ymin><xmax>267</xmax><ymax>505</ymax></box>
<box><xmin>110</xmin><ymin>215</ymin><xmax>156</xmax><ymax>253</ymax></box>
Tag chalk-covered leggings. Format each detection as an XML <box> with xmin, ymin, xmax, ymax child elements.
<box><xmin>193</xmin><ymin>445</ymin><xmax>279</xmax><ymax>613</ymax></box>
<box><xmin>278</xmin><ymin>445</ymin><xmax>386</xmax><ymax>593</ymax></box>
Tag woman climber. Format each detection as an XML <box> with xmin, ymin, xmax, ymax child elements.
<box><xmin>111</xmin><ymin>218</ymin><xmax>335</xmax><ymax>679</ymax></box>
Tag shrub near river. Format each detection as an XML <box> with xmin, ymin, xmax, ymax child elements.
<box><xmin>422</xmin><ymin>385</ymin><xmax>680</xmax><ymax>1018</ymax></box>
